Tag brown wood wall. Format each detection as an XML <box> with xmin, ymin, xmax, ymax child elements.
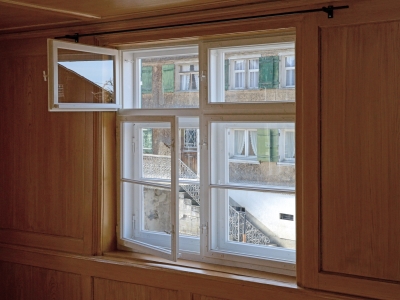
<box><xmin>1</xmin><ymin>0</ymin><xmax>400</xmax><ymax>299</ymax></box>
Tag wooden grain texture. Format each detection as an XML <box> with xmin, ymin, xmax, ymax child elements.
<box><xmin>0</xmin><ymin>261</ymin><xmax>81</xmax><ymax>300</ymax></box>
<box><xmin>192</xmin><ymin>294</ymin><xmax>227</xmax><ymax>300</ymax></box>
<box><xmin>320</xmin><ymin>21</ymin><xmax>400</xmax><ymax>281</ymax></box>
<box><xmin>0</xmin><ymin>38</ymin><xmax>96</xmax><ymax>253</ymax></box>
<box><xmin>94</xmin><ymin>277</ymin><xmax>178</xmax><ymax>300</ymax></box>
<box><xmin>0</xmin><ymin>245</ymin><xmax>363</xmax><ymax>300</ymax></box>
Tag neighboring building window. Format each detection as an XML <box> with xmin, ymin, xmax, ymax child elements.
<box><xmin>231</xmin><ymin>59</ymin><xmax>259</xmax><ymax>89</ymax></box>
<box><xmin>179</xmin><ymin>64</ymin><xmax>199</xmax><ymax>91</ymax></box>
<box><xmin>184</xmin><ymin>128</ymin><xmax>197</xmax><ymax>149</ymax></box>
<box><xmin>230</xmin><ymin>129</ymin><xmax>257</xmax><ymax>160</ymax></box>
<box><xmin>281</xmin><ymin>55</ymin><xmax>295</xmax><ymax>88</ymax></box>
<box><xmin>281</xmin><ymin>129</ymin><xmax>295</xmax><ymax>163</ymax></box>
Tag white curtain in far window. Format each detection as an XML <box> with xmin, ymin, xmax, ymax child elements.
<box><xmin>249</xmin><ymin>130</ymin><xmax>257</xmax><ymax>156</ymax></box>
<box><xmin>285</xmin><ymin>131</ymin><xmax>295</xmax><ymax>159</ymax></box>
<box><xmin>234</xmin><ymin>130</ymin><xmax>245</xmax><ymax>155</ymax></box>
<box><xmin>180</xmin><ymin>74</ymin><xmax>190</xmax><ymax>90</ymax></box>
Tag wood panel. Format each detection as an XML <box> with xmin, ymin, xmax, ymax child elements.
<box><xmin>192</xmin><ymin>295</ymin><xmax>227</xmax><ymax>300</ymax></box>
<box><xmin>0</xmin><ymin>261</ymin><xmax>82</xmax><ymax>299</ymax></box>
<box><xmin>0</xmin><ymin>38</ymin><xmax>95</xmax><ymax>254</ymax></box>
<box><xmin>320</xmin><ymin>21</ymin><xmax>400</xmax><ymax>282</ymax></box>
<box><xmin>94</xmin><ymin>277</ymin><xmax>178</xmax><ymax>300</ymax></box>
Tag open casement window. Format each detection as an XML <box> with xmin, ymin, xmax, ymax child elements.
<box><xmin>47</xmin><ymin>39</ymin><xmax>120</xmax><ymax>111</ymax></box>
<box><xmin>204</xmin><ymin>115</ymin><xmax>296</xmax><ymax>274</ymax></box>
<box><xmin>205</xmin><ymin>34</ymin><xmax>295</xmax><ymax>106</ymax></box>
<box><xmin>119</xmin><ymin>116</ymin><xmax>180</xmax><ymax>260</ymax></box>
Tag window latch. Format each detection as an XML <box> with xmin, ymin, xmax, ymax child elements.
<box><xmin>201</xmin><ymin>71</ymin><xmax>207</xmax><ymax>81</ymax></box>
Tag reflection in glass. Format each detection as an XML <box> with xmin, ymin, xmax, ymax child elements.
<box><xmin>209</xmin><ymin>42</ymin><xmax>295</xmax><ymax>103</ymax></box>
<box><xmin>57</xmin><ymin>49</ymin><xmax>114</xmax><ymax>104</ymax></box>
<box><xmin>211</xmin><ymin>122</ymin><xmax>295</xmax><ymax>189</ymax></box>
<box><xmin>140</xmin><ymin>55</ymin><xmax>199</xmax><ymax>108</ymax></box>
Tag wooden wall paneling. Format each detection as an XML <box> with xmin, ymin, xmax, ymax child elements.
<box><xmin>192</xmin><ymin>295</ymin><xmax>227</xmax><ymax>300</ymax></box>
<box><xmin>320</xmin><ymin>21</ymin><xmax>400</xmax><ymax>281</ymax></box>
<box><xmin>0</xmin><ymin>261</ymin><xmax>32</xmax><ymax>299</ymax></box>
<box><xmin>0</xmin><ymin>37</ymin><xmax>96</xmax><ymax>254</ymax></box>
<box><xmin>295</xmin><ymin>5</ymin><xmax>400</xmax><ymax>300</ymax></box>
<box><xmin>93</xmin><ymin>277</ymin><xmax>178</xmax><ymax>300</ymax></box>
<box><xmin>0</xmin><ymin>261</ymin><xmax>82</xmax><ymax>299</ymax></box>
<box><xmin>0</xmin><ymin>244</ymin><xmax>366</xmax><ymax>300</ymax></box>
<box><xmin>32</xmin><ymin>266</ymin><xmax>82</xmax><ymax>300</ymax></box>
<box><xmin>295</xmin><ymin>12</ymin><xmax>320</xmax><ymax>289</ymax></box>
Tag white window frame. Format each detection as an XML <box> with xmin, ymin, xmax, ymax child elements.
<box><xmin>47</xmin><ymin>39</ymin><xmax>121</xmax><ymax>111</ymax></box>
<box><xmin>228</xmin><ymin>128</ymin><xmax>259</xmax><ymax>164</ymax></box>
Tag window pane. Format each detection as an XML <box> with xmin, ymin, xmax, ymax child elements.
<box><xmin>286</xmin><ymin>69</ymin><xmax>295</xmax><ymax>87</ymax></box>
<box><xmin>121</xmin><ymin>181</ymin><xmax>172</xmax><ymax>252</ymax></box>
<box><xmin>57</xmin><ymin>49</ymin><xmax>114</xmax><ymax>104</ymax></box>
<box><xmin>285</xmin><ymin>56</ymin><xmax>295</xmax><ymax>68</ymax></box>
<box><xmin>211</xmin><ymin>122</ymin><xmax>295</xmax><ymax>189</ymax></box>
<box><xmin>211</xmin><ymin>187</ymin><xmax>295</xmax><ymax>260</ymax></box>
<box><xmin>140</xmin><ymin>54</ymin><xmax>199</xmax><ymax>108</ymax></box>
<box><xmin>209</xmin><ymin>42</ymin><xmax>295</xmax><ymax>103</ymax></box>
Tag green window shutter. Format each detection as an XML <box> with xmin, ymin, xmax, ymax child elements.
<box><xmin>270</xmin><ymin>129</ymin><xmax>280</xmax><ymax>162</ymax></box>
<box><xmin>257</xmin><ymin>129</ymin><xmax>271</xmax><ymax>162</ymax></box>
<box><xmin>259</xmin><ymin>56</ymin><xmax>279</xmax><ymax>89</ymax></box>
<box><xmin>141</xmin><ymin>66</ymin><xmax>152</xmax><ymax>94</ymax></box>
<box><xmin>225</xmin><ymin>59</ymin><xmax>230</xmax><ymax>90</ymax></box>
<box><xmin>162</xmin><ymin>64</ymin><xmax>175</xmax><ymax>93</ymax></box>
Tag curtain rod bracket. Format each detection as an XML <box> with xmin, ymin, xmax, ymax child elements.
<box><xmin>59</xmin><ymin>33</ymin><xmax>79</xmax><ymax>43</ymax></box>
<box><xmin>322</xmin><ymin>6</ymin><xmax>334</xmax><ymax>18</ymax></box>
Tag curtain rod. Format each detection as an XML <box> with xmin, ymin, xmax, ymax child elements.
<box><xmin>56</xmin><ymin>5</ymin><xmax>349</xmax><ymax>43</ymax></box>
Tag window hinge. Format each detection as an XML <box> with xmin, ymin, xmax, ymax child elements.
<box><xmin>43</xmin><ymin>71</ymin><xmax>47</xmax><ymax>82</ymax></box>
<box><xmin>201</xmin><ymin>223</ymin><xmax>208</xmax><ymax>235</ymax></box>
<box><xmin>132</xmin><ymin>215</ymin><xmax>136</xmax><ymax>230</ymax></box>
<box><xmin>132</xmin><ymin>138</ymin><xmax>135</xmax><ymax>153</ymax></box>
<box><xmin>200</xmin><ymin>140</ymin><xmax>207</xmax><ymax>149</ymax></box>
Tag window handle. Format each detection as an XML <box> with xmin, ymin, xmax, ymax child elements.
<box><xmin>201</xmin><ymin>71</ymin><xmax>207</xmax><ymax>81</ymax></box>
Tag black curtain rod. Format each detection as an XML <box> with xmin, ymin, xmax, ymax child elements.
<box><xmin>56</xmin><ymin>5</ymin><xmax>349</xmax><ymax>43</ymax></box>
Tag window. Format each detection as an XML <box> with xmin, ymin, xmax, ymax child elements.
<box><xmin>47</xmin><ymin>39</ymin><xmax>120</xmax><ymax>111</ymax></box>
<box><xmin>118</xmin><ymin>33</ymin><xmax>296</xmax><ymax>276</ymax></box>
<box><xmin>179</xmin><ymin>64</ymin><xmax>199</xmax><ymax>91</ymax></box>
<box><xmin>229</xmin><ymin>129</ymin><xmax>257</xmax><ymax>162</ymax></box>
<box><xmin>281</xmin><ymin>54</ymin><xmax>295</xmax><ymax>88</ymax></box>
<box><xmin>231</xmin><ymin>59</ymin><xmax>259</xmax><ymax>90</ymax></box>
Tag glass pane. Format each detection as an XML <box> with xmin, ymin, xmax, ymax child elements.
<box><xmin>211</xmin><ymin>187</ymin><xmax>296</xmax><ymax>257</ymax></box>
<box><xmin>57</xmin><ymin>48</ymin><xmax>114</xmax><ymax>104</ymax></box>
<box><xmin>140</xmin><ymin>55</ymin><xmax>199</xmax><ymax>108</ymax></box>
<box><xmin>142</xmin><ymin>127</ymin><xmax>171</xmax><ymax>180</ymax></box>
<box><xmin>209</xmin><ymin>42</ymin><xmax>295</xmax><ymax>103</ymax></box>
<box><xmin>285</xmin><ymin>56</ymin><xmax>295</xmax><ymax>67</ymax></box>
<box><xmin>179</xmin><ymin>126</ymin><xmax>200</xmax><ymax>240</ymax></box>
<box><xmin>121</xmin><ymin>181</ymin><xmax>172</xmax><ymax>253</ymax></box>
<box><xmin>286</xmin><ymin>69</ymin><xmax>295</xmax><ymax>87</ymax></box>
<box><xmin>211</xmin><ymin>122</ymin><xmax>295</xmax><ymax>189</ymax></box>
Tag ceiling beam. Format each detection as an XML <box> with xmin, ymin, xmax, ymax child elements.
<box><xmin>0</xmin><ymin>0</ymin><xmax>101</xmax><ymax>19</ymax></box>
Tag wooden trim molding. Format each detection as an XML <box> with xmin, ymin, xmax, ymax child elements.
<box><xmin>0</xmin><ymin>244</ymin><xmax>363</xmax><ymax>300</ymax></box>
